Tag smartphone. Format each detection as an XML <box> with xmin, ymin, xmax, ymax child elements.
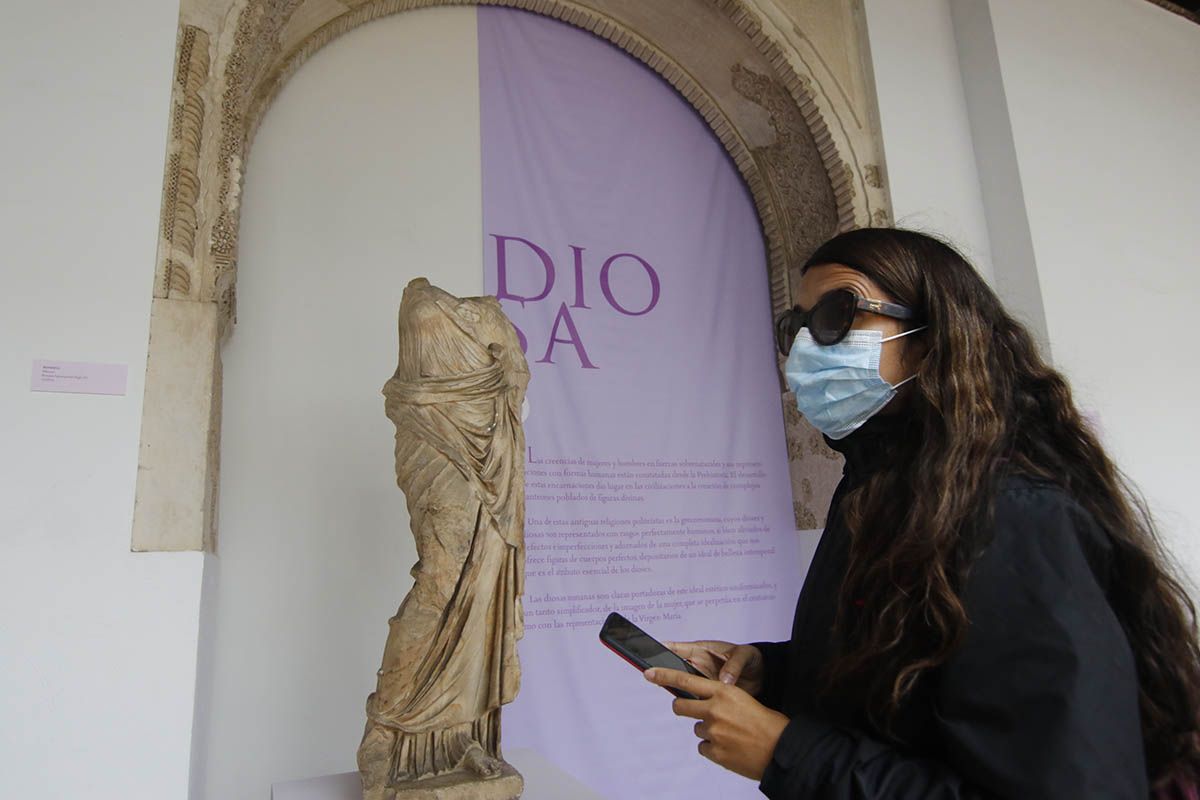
<box><xmin>599</xmin><ymin>611</ymin><xmax>707</xmax><ymax>700</ymax></box>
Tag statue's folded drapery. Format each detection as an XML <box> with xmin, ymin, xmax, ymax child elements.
<box><xmin>358</xmin><ymin>280</ymin><xmax>528</xmax><ymax>796</ymax></box>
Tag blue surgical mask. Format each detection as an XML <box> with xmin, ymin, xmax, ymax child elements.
<box><xmin>784</xmin><ymin>327</ymin><xmax>925</xmax><ymax>440</ymax></box>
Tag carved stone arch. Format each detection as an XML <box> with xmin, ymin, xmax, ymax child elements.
<box><xmin>133</xmin><ymin>0</ymin><xmax>892</xmax><ymax>551</ymax></box>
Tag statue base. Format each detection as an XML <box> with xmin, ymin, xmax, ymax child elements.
<box><xmin>381</xmin><ymin>763</ymin><xmax>523</xmax><ymax>800</ymax></box>
<box><xmin>271</xmin><ymin>748</ymin><xmax>603</xmax><ymax>800</ymax></box>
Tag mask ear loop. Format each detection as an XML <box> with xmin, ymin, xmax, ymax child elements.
<box><xmin>880</xmin><ymin>325</ymin><xmax>927</xmax><ymax>344</ymax></box>
<box><xmin>882</xmin><ymin>325</ymin><xmax>927</xmax><ymax>388</ymax></box>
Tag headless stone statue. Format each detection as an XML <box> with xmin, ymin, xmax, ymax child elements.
<box><xmin>358</xmin><ymin>279</ymin><xmax>528</xmax><ymax>800</ymax></box>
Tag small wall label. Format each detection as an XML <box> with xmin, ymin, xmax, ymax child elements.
<box><xmin>31</xmin><ymin>360</ymin><xmax>128</xmax><ymax>396</ymax></box>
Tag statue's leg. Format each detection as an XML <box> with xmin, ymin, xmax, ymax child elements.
<box><xmin>374</xmin><ymin>504</ymin><xmax>469</xmax><ymax>703</ymax></box>
<box><xmin>357</xmin><ymin>706</ymin><xmax>397</xmax><ymax>800</ymax></box>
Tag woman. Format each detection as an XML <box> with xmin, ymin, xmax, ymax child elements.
<box><xmin>644</xmin><ymin>228</ymin><xmax>1200</xmax><ymax>798</ymax></box>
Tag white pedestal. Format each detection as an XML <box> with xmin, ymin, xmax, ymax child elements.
<box><xmin>270</xmin><ymin>748</ymin><xmax>606</xmax><ymax>800</ymax></box>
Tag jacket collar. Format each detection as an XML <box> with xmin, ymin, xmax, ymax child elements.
<box><xmin>822</xmin><ymin>411</ymin><xmax>913</xmax><ymax>483</ymax></box>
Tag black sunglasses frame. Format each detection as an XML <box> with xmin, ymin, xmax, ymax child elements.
<box><xmin>775</xmin><ymin>289</ymin><xmax>917</xmax><ymax>354</ymax></box>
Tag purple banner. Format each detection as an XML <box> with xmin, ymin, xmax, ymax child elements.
<box><xmin>478</xmin><ymin>8</ymin><xmax>801</xmax><ymax>797</ymax></box>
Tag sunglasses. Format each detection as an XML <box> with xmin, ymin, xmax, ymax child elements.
<box><xmin>775</xmin><ymin>288</ymin><xmax>917</xmax><ymax>354</ymax></box>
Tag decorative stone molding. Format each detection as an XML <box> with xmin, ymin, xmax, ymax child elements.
<box><xmin>1144</xmin><ymin>0</ymin><xmax>1200</xmax><ymax>26</ymax></box>
<box><xmin>730</xmin><ymin>62</ymin><xmax>839</xmax><ymax>312</ymax></box>
<box><xmin>159</xmin><ymin>25</ymin><xmax>211</xmax><ymax>300</ymax></box>
<box><xmin>132</xmin><ymin>0</ymin><xmax>893</xmax><ymax>551</ymax></box>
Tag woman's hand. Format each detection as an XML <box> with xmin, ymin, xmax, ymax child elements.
<box><xmin>665</xmin><ymin>640</ymin><xmax>765</xmax><ymax>697</ymax></box>
<box><xmin>644</xmin><ymin>667</ymin><xmax>789</xmax><ymax>781</ymax></box>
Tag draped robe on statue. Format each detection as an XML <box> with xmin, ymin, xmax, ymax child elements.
<box><xmin>358</xmin><ymin>279</ymin><xmax>528</xmax><ymax>797</ymax></box>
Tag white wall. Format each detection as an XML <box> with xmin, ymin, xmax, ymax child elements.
<box><xmin>948</xmin><ymin>0</ymin><xmax>1050</xmax><ymax>347</ymax></box>
<box><xmin>986</xmin><ymin>0</ymin><xmax>1200</xmax><ymax>578</ymax></box>
<box><xmin>0</xmin><ymin>2</ymin><xmax>205</xmax><ymax>799</ymax></box>
<box><xmin>196</xmin><ymin>9</ymin><xmax>484</xmax><ymax>800</ymax></box>
<box><xmin>862</xmin><ymin>0</ymin><xmax>996</xmax><ymax>282</ymax></box>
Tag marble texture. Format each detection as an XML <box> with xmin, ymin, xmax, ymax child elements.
<box><xmin>357</xmin><ymin>279</ymin><xmax>529</xmax><ymax>800</ymax></box>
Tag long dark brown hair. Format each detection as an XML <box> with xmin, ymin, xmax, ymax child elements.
<box><xmin>804</xmin><ymin>227</ymin><xmax>1200</xmax><ymax>784</ymax></box>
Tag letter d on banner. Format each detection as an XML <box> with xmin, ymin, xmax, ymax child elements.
<box><xmin>493</xmin><ymin>234</ymin><xmax>555</xmax><ymax>307</ymax></box>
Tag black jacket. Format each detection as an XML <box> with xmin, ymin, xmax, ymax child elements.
<box><xmin>752</xmin><ymin>414</ymin><xmax>1148</xmax><ymax>798</ymax></box>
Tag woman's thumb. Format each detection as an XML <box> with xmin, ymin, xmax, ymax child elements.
<box><xmin>719</xmin><ymin>647</ymin><xmax>752</xmax><ymax>685</ymax></box>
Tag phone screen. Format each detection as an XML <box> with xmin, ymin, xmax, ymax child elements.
<box><xmin>600</xmin><ymin>612</ymin><xmax>703</xmax><ymax>673</ymax></box>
